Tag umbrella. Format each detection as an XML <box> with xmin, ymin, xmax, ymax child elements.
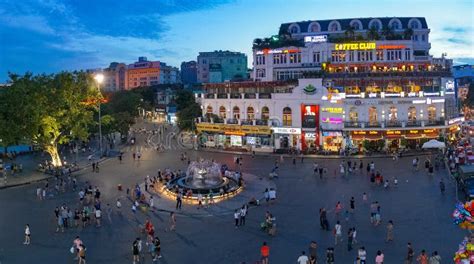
<box><xmin>422</xmin><ymin>139</ymin><xmax>446</xmax><ymax>149</ymax></box>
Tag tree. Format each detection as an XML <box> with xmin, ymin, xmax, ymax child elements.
<box><xmin>381</xmin><ymin>26</ymin><xmax>394</xmax><ymax>40</ymax></box>
<box><xmin>367</xmin><ymin>26</ymin><xmax>380</xmax><ymax>40</ymax></box>
<box><xmin>403</xmin><ymin>28</ymin><xmax>414</xmax><ymax>40</ymax></box>
<box><xmin>344</xmin><ymin>26</ymin><xmax>355</xmax><ymax>40</ymax></box>
<box><xmin>0</xmin><ymin>72</ymin><xmax>101</xmax><ymax>166</ymax></box>
<box><xmin>175</xmin><ymin>90</ymin><xmax>200</xmax><ymax>130</ymax></box>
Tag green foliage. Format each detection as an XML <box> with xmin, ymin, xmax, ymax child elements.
<box><xmin>175</xmin><ymin>90</ymin><xmax>200</xmax><ymax>131</ymax></box>
<box><xmin>362</xmin><ymin>140</ymin><xmax>385</xmax><ymax>152</ymax></box>
<box><xmin>252</xmin><ymin>35</ymin><xmax>305</xmax><ymax>50</ymax></box>
<box><xmin>175</xmin><ymin>90</ymin><xmax>195</xmax><ymax>111</ymax></box>
<box><xmin>104</xmin><ymin>91</ymin><xmax>143</xmax><ymax>115</ymax></box>
<box><xmin>112</xmin><ymin>112</ymin><xmax>135</xmax><ymax>136</ymax></box>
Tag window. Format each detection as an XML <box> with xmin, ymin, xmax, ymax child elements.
<box><xmin>428</xmin><ymin>106</ymin><xmax>436</xmax><ymax>122</ymax></box>
<box><xmin>349</xmin><ymin>51</ymin><xmax>354</xmax><ymax>62</ymax></box>
<box><xmin>247</xmin><ymin>107</ymin><xmax>255</xmax><ymax>120</ymax></box>
<box><xmin>405</xmin><ymin>49</ymin><xmax>411</xmax><ymax>61</ymax></box>
<box><xmin>232</xmin><ymin>106</ymin><xmax>240</xmax><ymax>120</ymax></box>
<box><xmin>350</xmin><ymin>20</ymin><xmax>362</xmax><ymax>30</ymax></box>
<box><xmin>421</xmin><ymin>34</ymin><xmax>425</xmax><ymax>42</ymax></box>
<box><xmin>289</xmin><ymin>52</ymin><xmax>301</xmax><ymax>64</ymax></box>
<box><xmin>369</xmin><ymin>19</ymin><xmax>382</xmax><ymax>31</ymax></box>
<box><xmin>408</xmin><ymin>106</ymin><xmax>417</xmax><ymax>122</ymax></box>
<box><xmin>219</xmin><ymin>106</ymin><xmax>226</xmax><ymax>119</ymax></box>
<box><xmin>261</xmin><ymin>106</ymin><xmax>269</xmax><ymax>120</ymax></box>
<box><xmin>289</xmin><ymin>25</ymin><xmax>299</xmax><ymax>34</ymax></box>
<box><xmin>256</xmin><ymin>69</ymin><xmax>266</xmax><ymax>78</ymax></box>
<box><xmin>309</xmin><ymin>23</ymin><xmax>320</xmax><ymax>32</ymax></box>
<box><xmin>376</xmin><ymin>50</ymin><xmax>384</xmax><ymax>61</ymax></box>
<box><xmin>202</xmin><ymin>59</ymin><xmax>207</xmax><ymax>64</ymax></box>
<box><xmin>313</xmin><ymin>52</ymin><xmax>321</xmax><ymax>63</ymax></box>
<box><xmin>329</xmin><ymin>21</ymin><xmax>340</xmax><ymax>32</ymax></box>
<box><xmin>349</xmin><ymin>107</ymin><xmax>358</xmax><ymax>122</ymax></box>
<box><xmin>369</xmin><ymin>106</ymin><xmax>378</xmax><ymax>125</ymax></box>
<box><xmin>206</xmin><ymin>106</ymin><xmax>213</xmax><ymax>117</ymax></box>
<box><xmin>409</xmin><ymin>19</ymin><xmax>420</xmax><ymax>29</ymax></box>
<box><xmin>256</xmin><ymin>55</ymin><xmax>265</xmax><ymax>65</ymax></box>
<box><xmin>282</xmin><ymin>107</ymin><xmax>292</xmax><ymax>126</ymax></box>
<box><xmin>331</xmin><ymin>51</ymin><xmax>346</xmax><ymax>62</ymax></box>
<box><xmin>389</xmin><ymin>106</ymin><xmax>398</xmax><ymax>122</ymax></box>
<box><xmin>390</xmin><ymin>20</ymin><xmax>401</xmax><ymax>30</ymax></box>
<box><xmin>273</xmin><ymin>54</ymin><xmax>287</xmax><ymax>64</ymax></box>
<box><xmin>414</xmin><ymin>35</ymin><xmax>418</xmax><ymax>41</ymax></box>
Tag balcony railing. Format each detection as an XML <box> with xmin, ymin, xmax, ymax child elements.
<box><xmin>366</xmin><ymin>122</ymin><xmax>382</xmax><ymax>128</ymax></box>
<box><xmin>226</xmin><ymin>119</ymin><xmax>238</xmax><ymax>124</ymax></box>
<box><xmin>258</xmin><ymin>93</ymin><xmax>272</xmax><ymax>99</ymax></box>
<box><xmin>256</xmin><ymin>119</ymin><xmax>269</xmax><ymax>126</ymax></box>
<box><xmin>230</xmin><ymin>93</ymin><xmax>241</xmax><ymax>99</ymax></box>
<box><xmin>217</xmin><ymin>93</ymin><xmax>227</xmax><ymax>99</ymax></box>
<box><xmin>205</xmin><ymin>94</ymin><xmax>215</xmax><ymax>99</ymax></box>
<box><xmin>406</xmin><ymin>120</ymin><xmax>422</xmax><ymax>127</ymax></box>
<box><xmin>344</xmin><ymin>119</ymin><xmax>446</xmax><ymax>129</ymax></box>
<box><xmin>344</xmin><ymin>122</ymin><xmax>363</xmax><ymax>128</ymax></box>
<box><xmin>386</xmin><ymin>120</ymin><xmax>402</xmax><ymax>127</ymax></box>
<box><xmin>244</xmin><ymin>93</ymin><xmax>256</xmax><ymax>99</ymax></box>
<box><xmin>240</xmin><ymin>119</ymin><xmax>253</xmax><ymax>125</ymax></box>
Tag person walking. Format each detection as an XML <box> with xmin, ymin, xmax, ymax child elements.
<box><xmin>416</xmin><ymin>250</ymin><xmax>428</xmax><ymax>264</ymax></box>
<box><xmin>347</xmin><ymin>229</ymin><xmax>354</xmax><ymax>251</ymax></box>
<box><xmin>23</xmin><ymin>224</ymin><xmax>30</xmax><ymax>245</ymax></box>
<box><xmin>375</xmin><ymin>250</ymin><xmax>384</xmax><ymax>264</ymax></box>
<box><xmin>350</xmin><ymin>197</ymin><xmax>355</xmax><ymax>213</ymax></box>
<box><xmin>78</xmin><ymin>244</ymin><xmax>86</xmax><ymax>264</ymax></box>
<box><xmin>132</xmin><ymin>238</ymin><xmax>140</xmax><ymax>264</ymax></box>
<box><xmin>358</xmin><ymin>246</ymin><xmax>367</xmax><ymax>264</ymax></box>
<box><xmin>386</xmin><ymin>220</ymin><xmax>394</xmax><ymax>242</ymax></box>
<box><xmin>168</xmin><ymin>212</ymin><xmax>176</xmax><ymax>231</ymax></box>
<box><xmin>176</xmin><ymin>192</ymin><xmax>182</xmax><ymax>210</ymax></box>
<box><xmin>297</xmin><ymin>251</ymin><xmax>309</xmax><ymax>264</ymax></box>
<box><xmin>352</xmin><ymin>227</ymin><xmax>358</xmax><ymax>244</ymax></box>
<box><xmin>308</xmin><ymin>241</ymin><xmax>317</xmax><ymax>264</ymax></box>
<box><xmin>428</xmin><ymin>251</ymin><xmax>441</xmax><ymax>264</ymax></box>
<box><xmin>406</xmin><ymin>242</ymin><xmax>415</xmax><ymax>264</ymax></box>
<box><xmin>153</xmin><ymin>236</ymin><xmax>162</xmax><ymax>260</ymax></box>
<box><xmin>240</xmin><ymin>205</ymin><xmax>247</xmax><ymax>226</ymax></box>
<box><xmin>326</xmin><ymin>247</ymin><xmax>335</xmax><ymax>264</ymax></box>
<box><xmin>260</xmin><ymin>242</ymin><xmax>270</xmax><ymax>264</ymax></box>
<box><xmin>234</xmin><ymin>210</ymin><xmax>240</xmax><ymax>228</ymax></box>
<box><xmin>334</xmin><ymin>221</ymin><xmax>342</xmax><ymax>245</ymax></box>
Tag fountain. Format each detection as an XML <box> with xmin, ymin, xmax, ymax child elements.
<box><xmin>164</xmin><ymin>159</ymin><xmax>242</xmax><ymax>200</ymax></box>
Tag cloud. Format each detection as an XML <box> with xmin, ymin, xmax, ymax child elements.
<box><xmin>446</xmin><ymin>38</ymin><xmax>470</xmax><ymax>45</ymax></box>
<box><xmin>0</xmin><ymin>14</ymin><xmax>56</xmax><ymax>35</ymax></box>
<box><xmin>443</xmin><ymin>26</ymin><xmax>469</xmax><ymax>33</ymax></box>
<box><xmin>453</xmin><ymin>57</ymin><xmax>474</xmax><ymax>66</ymax></box>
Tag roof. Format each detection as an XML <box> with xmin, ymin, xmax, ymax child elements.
<box><xmin>279</xmin><ymin>17</ymin><xmax>428</xmax><ymax>34</ymax></box>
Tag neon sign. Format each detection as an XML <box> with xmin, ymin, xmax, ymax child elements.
<box><xmin>377</xmin><ymin>45</ymin><xmax>406</xmax><ymax>49</ymax></box>
<box><xmin>304</xmin><ymin>35</ymin><xmax>327</xmax><ymax>43</ymax></box>
<box><xmin>255</xmin><ymin>48</ymin><xmax>300</xmax><ymax>55</ymax></box>
<box><xmin>322</xmin><ymin>117</ymin><xmax>343</xmax><ymax>124</ymax></box>
<box><xmin>322</xmin><ymin>107</ymin><xmax>343</xmax><ymax>114</ymax></box>
<box><xmin>334</xmin><ymin>42</ymin><xmax>376</xmax><ymax>51</ymax></box>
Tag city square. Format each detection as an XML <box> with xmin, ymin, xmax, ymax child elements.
<box><xmin>1</xmin><ymin>1</ymin><xmax>474</xmax><ymax>263</ymax></box>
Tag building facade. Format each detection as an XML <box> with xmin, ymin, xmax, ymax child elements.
<box><xmin>197</xmin><ymin>51</ymin><xmax>248</xmax><ymax>83</ymax></box>
<box><xmin>102</xmin><ymin>62</ymin><xmax>127</xmax><ymax>92</ymax></box>
<box><xmin>126</xmin><ymin>57</ymin><xmax>161</xmax><ymax>89</ymax></box>
<box><xmin>159</xmin><ymin>62</ymin><xmax>179</xmax><ymax>84</ymax></box>
<box><xmin>181</xmin><ymin>61</ymin><xmax>198</xmax><ymax>85</ymax></box>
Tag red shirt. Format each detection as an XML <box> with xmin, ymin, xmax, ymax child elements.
<box><xmin>261</xmin><ymin>245</ymin><xmax>270</xmax><ymax>257</ymax></box>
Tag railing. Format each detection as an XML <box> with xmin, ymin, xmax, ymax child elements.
<box><xmin>205</xmin><ymin>94</ymin><xmax>215</xmax><ymax>99</ymax></box>
<box><xmin>226</xmin><ymin>119</ymin><xmax>238</xmax><ymax>124</ymax></box>
<box><xmin>217</xmin><ymin>93</ymin><xmax>227</xmax><ymax>99</ymax></box>
<box><xmin>258</xmin><ymin>93</ymin><xmax>272</xmax><ymax>99</ymax></box>
<box><xmin>230</xmin><ymin>93</ymin><xmax>241</xmax><ymax>99</ymax></box>
<box><xmin>240</xmin><ymin>119</ymin><xmax>253</xmax><ymax>125</ymax></box>
<box><xmin>365</xmin><ymin>122</ymin><xmax>382</xmax><ymax>128</ymax></box>
<box><xmin>406</xmin><ymin>120</ymin><xmax>422</xmax><ymax>127</ymax></box>
<box><xmin>244</xmin><ymin>93</ymin><xmax>257</xmax><ymax>99</ymax></box>
<box><xmin>385</xmin><ymin>120</ymin><xmax>402</xmax><ymax>127</ymax></box>
<box><xmin>256</xmin><ymin>119</ymin><xmax>269</xmax><ymax>126</ymax></box>
<box><xmin>325</xmin><ymin>70</ymin><xmax>451</xmax><ymax>79</ymax></box>
<box><xmin>344</xmin><ymin>122</ymin><xmax>362</xmax><ymax>128</ymax></box>
<box><xmin>425</xmin><ymin>119</ymin><xmax>445</xmax><ymax>126</ymax></box>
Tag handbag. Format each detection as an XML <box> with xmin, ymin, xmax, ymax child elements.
<box><xmin>70</xmin><ymin>246</ymin><xmax>75</xmax><ymax>254</ymax></box>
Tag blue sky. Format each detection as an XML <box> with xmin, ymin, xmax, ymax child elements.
<box><xmin>0</xmin><ymin>0</ymin><xmax>473</xmax><ymax>82</ymax></box>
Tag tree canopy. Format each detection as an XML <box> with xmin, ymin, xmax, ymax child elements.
<box><xmin>175</xmin><ymin>90</ymin><xmax>200</xmax><ymax>130</ymax></box>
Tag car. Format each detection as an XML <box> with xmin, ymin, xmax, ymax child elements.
<box><xmin>461</xmin><ymin>177</ymin><xmax>474</xmax><ymax>199</ymax></box>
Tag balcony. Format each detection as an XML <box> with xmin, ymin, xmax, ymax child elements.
<box><xmin>256</xmin><ymin>119</ymin><xmax>269</xmax><ymax>126</ymax></box>
<box><xmin>244</xmin><ymin>93</ymin><xmax>257</xmax><ymax>99</ymax></box>
<box><xmin>344</xmin><ymin>122</ymin><xmax>363</xmax><ymax>128</ymax></box>
<box><xmin>205</xmin><ymin>93</ymin><xmax>215</xmax><ymax>99</ymax></box>
<box><xmin>406</xmin><ymin>120</ymin><xmax>422</xmax><ymax>127</ymax></box>
<box><xmin>325</xmin><ymin>70</ymin><xmax>451</xmax><ymax>79</ymax></box>
<box><xmin>365</xmin><ymin>122</ymin><xmax>382</xmax><ymax>128</ymax></box>
<box><xmin>258</xmin><ymin>93</ymin><xmax>272</xmax><ymax>99</ymax></box>
<box><xmin>385</xmin><ymin>120</ymin><xmax>402</xmax><ymax>127</ymax></box>
<box><xmin>425</xmin><ymin>118</ymin><xmax>446</xmax><ymax>126</ymax></box>
<box><xmin>240</xmin><ymin>119</ymin><xmax>253</xmax><ymax>125</ymax></box>
<box><xmin>217</xmin><ymin>93</ymin><xmax>227</xmax><ymax>99</ymax></box>
<box><xmin>226</xmin><ymin>119</ymin><xmax>238</xmax><ymax>124</ymax></box>
<box><xmin>230</xmin><ymin>93</ymin><xmax>242</xmax><ymax>99</ymax></box>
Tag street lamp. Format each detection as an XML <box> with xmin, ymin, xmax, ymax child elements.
<box><xmin>94</xmin><ymin>73</ymin><xmax>104</xmax><ymax>157</ymax></box>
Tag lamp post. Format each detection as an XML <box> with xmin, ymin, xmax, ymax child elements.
<box><xmin>94</xmin><ymin>73</ymin><xmax>104</xmax><ymax>157</ymax></box>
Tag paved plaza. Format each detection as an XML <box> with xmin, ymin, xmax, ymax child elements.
<box><xmin>0</xmin><ymin>126</ymin><xmax>466</xmax><ymax>263</ymax></box>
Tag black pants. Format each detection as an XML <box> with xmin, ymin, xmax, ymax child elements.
<box><xmin>240</xmin><ymin>216</ymin><xmax>245</xmax><ymax>226</ymax></box>
<box><xmin>235</xmin><ymin>219</ymin><xmax>239</xmax><ymax>226</ymax></box>
<box><xmin>176</xmin><ymin>199</ymin><xmax>182</xmax><ymax>209</ymax></box>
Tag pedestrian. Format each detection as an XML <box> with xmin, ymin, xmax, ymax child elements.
<box><xmin>95</xmin><ymin>208</ymin><xmax>101</xmax><ymax>227</ymax></box>
<box><xmin>149</xmin><ymin>196</ymin><xmax>154</xmax><ymax>211</ymax></box>
<box><xmin>386</xmin><ymin>220</ymin><xmax>394</xmax><ymax>242</ymax></box>
<box><xmin>335</xmin><ymin>201</ymin><xmax>342</xmax><ymax>219</ymax></box>
<box><xmin>153</xmin><ymin>236</ymin><xmax>162</xmax><ymax>260</ymax></box>
<box><xmin>168</xmin><ymin>212</ymin><xmax>176</xmax><ymax>231</ymax></box>
<box><xmin>234</xmin><ymin>210</ymin><xmax>240</xmax><ymax>228</ymax></box>
<box><xmin>326</xmin><ymin>247</ymin><xmax>335</xmax><ymax>264</ymax></box>
<box><xmin>375</xmin><ymin>250</ymin><xmax>384</xmax><ymax>264</ymax></box>
<box><xmin>56</xmin><ymin>215</ymin><xmax>64</xmax><ymax>232</ymax></box>
<box><xmin>197</xmin><ymin>193</ymin><xmax>203</xmax><ymax>209</ymax></box>
<box><xmin>344</xmin><ymin>210</ymin><xmax>350</xmax><ymax>222</ymax></box>
<box><xmin>358</xmin><ymin>246</ymin><xmax>367</xmax><ymax>264</ymax></box>
<box><xmin>350</xmin><ymin>196</ymin><xmax>355</xmax><ymax>213</ymax></box>
<box><xmin>406</xmin><ymin>242</ymin><xmax>415</xmax><ymax>264</ymax></box>
<box><xmin>428</xmin><ymin>251</ymin><xmax>441</xmax><ymax>264</ymax></box>
<box><xmin>362</xmin><ymin>192</ymin><xmax>367</xmax><ymax>203</ymax></box>
<box><xmin>116</xmin><ymin>198</ymin><xmax>122</xmax><ymax>209</ymax></box>
<box><xmin>260</xmin><ymin>241</ymin><xmax>270</xmax><ymax>264</ymax></box>
<box><xmin>416</xmin><ymin>250</ymin><xmax>428</xmax><ymax>264</ymax></box>
<box><xmin>78</xmin><ymin>244</ymin><xmax>86</xmax><ymax>264</ymax></box>
<box><xmin>308</xmin><ymin>241</ymin><xmax>317</xmax><ymax>263</ymax></box>
<box><xmin>92</xmin><ymin>162</ymin><xmax>96</xmax><ymax>172</ymax></box>
<box><xmin>176</xmin><ymin>192</ymin><xmax>182</xmax><ymax>210</ymax></box>
<box><xmin>132</xmin><ymin>238</ymin><xmax>140</xmax><ymax>264</ymax></box>
<box><xmin>297</xmin><ymin>251</ymin><xmax>309</xmax><ymax>264</ymax></box>
<box><xmin>334</xmin><ymin>221</ymin><xmax>342</xmax><ymax>245</ymax></box>
<box><xmin>347</xmin><ymin>228</ymin><xmax>353</xmax><ymax>251</ymax></box>
<box><xmin>23</xmin><ymin>224</ymin><xmax>30</xmax><ymax>245</ymax></box>
<box><xmin>352</xmin><ymin>227</ymin><xmax>357</xmax><ymax>244</ymax></box>
<box><xmin>240</xmin><ymin>205</ymin><xmax>247</xmax><ymax>226</ymax></box>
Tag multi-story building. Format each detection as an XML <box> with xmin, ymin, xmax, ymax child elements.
<box><xmin>159</xmin><ymin>62</ymin><xmax>179</xmax><ymax>85</ymax></box>
<box><xmin>197</xmin><ymin>51</ymin><xmax>248</xmax><ymax>83</ymax></box>
<box><xmin>453</xmin><ymin>64</ymin><xmax>474</xmax><ymax>99</ymax></box>
<box><xmin>102</xmin><ymin>62</ymin><xmax>127</xmax><ymax>92</ymax></box>
<box><xmin>195</xmin><ymin>17</ymin><xmax>462</xmax><ymax>153</ymax></box>
<box><xmin>181</xmin><ymin>61</ymin><xmax>198</xmax><ymax>85</ymax></box>
<box><xmin>126</xmin><ymin>57</ymin><xmax>161</xmax><ymax>89</ymax></box>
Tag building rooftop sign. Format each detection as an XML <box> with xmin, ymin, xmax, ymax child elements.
<box><xmin>304</xmin><ymin>35</ymin><xmax>328</xmax><ymax>43</ymax></box>
<box><xmin>334</xmin><ymin>42</ymin><xmax>376</xmax><ymax>51</ymax></box>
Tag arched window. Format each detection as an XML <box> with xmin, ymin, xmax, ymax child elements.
<box><xmin>369</xmin><ymin>19</ymin><xmax>382</xmax><ymax>31</ymax></box>
<box><xmin>219</xmin><ymin>106</ymin><xmax>226</xmax><ymax>119</ymax></box>
<box><xmin>328</xmin><ymin>21</ymin><xmax>340</xmax><ymax>32</ymax></box>
<box><xmin>350</xmin><ymin>20</ymin><xmax>362</xmax><ymax>30</ymax></box>
<box><xmin>282</xmin><ymin>107</ymin><xmax>292</xmax><ymax>126</ymax></box>
<box><xmin>247</xmin><ymin>106</ymin><xmax>255</xmax><ymax>120</ymax></box>
<box><xmin>349</xmin><ymin>107</ymin><xmax>358</xmax><ymax>122</ymax></box>
<box><xmin>408</xmin><ymin>106</ymin><xmax>417</xmax><ymax>122</ymax></box>
<box><xmin>369</xmin><ymin>106</ymin><xmax>378</xmax><ymax>125</ymax></box>
<box><xmin>206</xmin><ymin>105</ymin><xmax>213</xmax><ymax>118</ymax></box>
<box><xmin>232</xmin><ymin>106</ymin><xmax>240</xmax><ymax>120</ymax></box>
<box><xmin>289</xmin><ymin>24</ymin><xmax>300</xmax><ymax>34</ymax></box>
<box><xmin>409</xmin><ymin>19</ymin><xmax>421</xmax><ymax>29</ymax></box>
<box><xmin>389</xmin><ymin>106</ymin><xmax>398</xmax><ymax>122</ymax></box>
<box><xmin>308</xmin><ymin>22</ymin><xmax>320</xmax><ymax>32</ymax></box>
<box><xmin>428</xmin><ymin>106</ymin><xmax>436</xmax><ymax>122</ymax></box>
<box><xmin>389</xmin><ymin>19</ymin><xmax>402</xmax><ymax>30</ymax></box>
<box><xmin>261</xmin><ymin>106</ymin><xmax>270</xmax><ymax>120</ymax></box>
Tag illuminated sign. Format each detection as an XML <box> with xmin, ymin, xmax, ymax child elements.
<box><xmin>322</xmin><ymin>131</ymin><xmax>342</xmax><ymax>137</ymax></box>
<box><xmin>335</xmin><ymin>42</ymin><xmax>376</xmax><ymax>51</ymax></box>
<box><xmin>448</xmin><ymin>117</ymin><xmax>465</xmax><ymax>125</ymax></box>
<box><xmin>386</xmin><ymin>130</ymin><xmax>402</xmax><ymax>136</ymax></box>
<box><xmin>304</xmin><ymin>35</ymin><xmax>328</xmax><ymax>43</ymax></box>
<box><xmin>446</xmin><ymin>80</ymin><xmax>455</xmax><ymax>90</ymax></box>
<box><xmin>412</xmin><ymin>99</ymin><xmax>426</xmax><ymax>104</ymax></box>
<box><xmin>271</xmin><ymin>127</ymin><xmax>301</xmax><ymax>134</ymax></box>
<box><xmin>304</xmin><ymin>132</ymin><xmax>316</xmax><ymax>138</ymax></box>
<box><xmin>303</xmin><ymin>84</ymin><xmax>317</xmax><ymax>95</ymax></box>
<box><xmin>255</xmin><ymin>48</ymin><xmax>300</xmax><ymax>55</ymax></box>
<box><xmin>377</xmin><ymin>45</ymin><xmax>406</xmax><ymax>49</ymax></box>
<box><xmin>322</xmin><ymin>117</ymin><xmax>343</xmax><ymax>124</ymax></box>
<box><xmin>322</xmin><ymin>107</ymin><xmax>343</xmax><ymax>114</ymax></box>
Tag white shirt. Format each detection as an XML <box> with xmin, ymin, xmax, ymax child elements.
<box><xmin>269</xmin><ymin>190</ymin><xmax>276</xmax><ymax>199</ymax></box>
<box><xmin>234</xmin><ymin>212</ymin><xmax>240</xmax><ymax>219</ymax></box>
<box><xmin>95</xmin><ymin>210</ymin><xmax>101</xmax><ymax>218</ymax></box>
<box><xmin>116</xmin><ymin>200</ymin><xmax>122</xmax><ymax>208</ymax></box>
<box><xmin>297</xmin><ymin>255</ymin><xmax>309</xmax><ymax>264</ymax></box>
<box><xmin>240</xmin><ymin>208</ymin><xmax>247</xmax><ymax>217</ymax></box>
<box><xmin>149</xmin><ymin>198</ymin><xmax>154</xmax><ymax>207</ymax></box>
<box><xmin>358</xmin><ymin>249</ymin><xmax>366</xmax><ymax>260</ymax></box>
<box><xmin>335</xmin><ymin>224</ymin><xmax>342</xmax><ymax>235</ymax></box>
<box><xmin>25</xmin><ymin>226</ymin><xmax>30</xmax><ymax>235</ymax></box>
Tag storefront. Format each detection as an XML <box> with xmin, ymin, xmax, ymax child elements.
<box><xmin>301</xmin><ymin>104</ymin><xmax>320</xmax><ymax>150</ymax></box>
<box><xmin>272</xmin><ymin>127</ymin><xmax>301</xmax><ymax>150</ymax></box>
<box><xmin>385</xmin><ymin>130</ymin><xmax>403</xmax><ymax>150</ymax></box>
<box><xmin>197</xmin><ymin>123</ymin><xmax>271</xmax><ymax>149</ymax></box>
<box><xmin>350</xmin><ymin>130</ymin><xmax>384</xmax><ymax>151</ymax></box>
<box><xmin>321</xmin><ymin>131</ymin><xmax>343</xmax><ymax>152</ymax></box>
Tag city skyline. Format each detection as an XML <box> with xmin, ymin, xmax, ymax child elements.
<box><xmin>1</xmin><ymin>0</ymin><xmax>473</xmax><ymax>82</ymax></box>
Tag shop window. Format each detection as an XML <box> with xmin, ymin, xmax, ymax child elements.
<box><xmin>261</xmin><ymin>106</ymin><xmax>270</xmax><ymax>120</ymax></box>
<box><xmin>349</xmin><ymin>107</ymin><xmax>358</xmax><ymax>122</ymax></box>
<box><xmin>389</xmin><ymin>106</ymin><xmax>398</xmax><ymax>122</ymax></box>
<box><xmin>408</xmin><ymin>106</ymin><xmax>417</xmax><ymax>122</ymax></box>
<box><xmin>369</xmin><ymin>106</ymin><xmax>378</xmax><ymax>125</ymax></box>
<box><xmin>247</xmin><ymin>107</ymin><xmax>255</xmax><ymax>120</ymax></box>
<box><xmin>219</xmin><ymin>106</ymin><xmax>226</xmax><ymax>119</ymax></box>
<box><xmin>206</xmin><ymin>105</ymin><xmax>213</xmax><ymax>118</ymax></box>
<box><xmin>282</xmin><ymin>107</ymin><xmax>292</xmax><ymax>126</ymax></box>
<box><xmin>428</xmin><ymin>106</ymin><xmax>436</xmax><ymax>122</ymax></box>
<box><xmin>233</xmin><ymin>106</ymin><xmax>240</xmax><ymax>120</ymax></box>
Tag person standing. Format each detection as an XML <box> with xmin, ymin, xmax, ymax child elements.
<box><xmin>350</xmin><ymin>197</ymin><xmax>355</xmax><ymax>213</ymax></box>
<box><xmin>347</xmin><ymin>229</ymin><xmax>354</xmax><ymax>251</ymax></box>
<box><xmin>240</xmin><ymin>205</ymin><xmax>247</xmax><ymax>226</ymax></box>
<box><xmin>406</xmin><ymin>242</ymin><xmax>415</xmax><ymax>264</ymax></box>
<box><xmin>153</xmin><ymin>236</ymin><xmax>162</xmax><ymax>260</ymax></box>
<box><xmin>352</xmin><ymin>227</ymin><xmax>357</xmax><ymax>244</ymax></box>
<box><xmin>132</xmin><ymin>238</ymin><xmax>140</xmax><ymax>264</ymax></box>
<box><xmin>386</xmin><ymin>220</ymin><xmax>394</xmax><ymax>242</ymax></box>
<box><xmin>297</xmin><ymin>251</ymin><xmax>309</xmax><ymax>264</ymax></box>
<box><xmin>260</xmin><ymin>242</ymin><xmax>270</xmax><ymax>264</ymax></box>
<box><xmin>168</xmin><ymin>212</ymin><xmax>176</xmax><ymax>231</ymax></box>
<box><xmin>416</xmin><ymin>250</ymin><xmax>428</xmax><ymax>264</ymax></box>
<box><xmin>428</xmin><ymin>251</ymin><xmax>441</xmax><ymax>264</ymax></box>
<box><xmin>308</xmin><ymin>241</ymin><xmax>317</xmax><ymax>263</ymax></box>
<box><xmin>176</xmin><ymin>192</ymin><xmax>182</xmax><ymax>210</ymax></box>
<box><xmin>375</xmin><ymin>250</ymin><xmax>384</xmax><ymax>264</ymax></box>
<box><xmin>334</xmin><ymin>221</ymin><xmax>342</xmax><ymax>245</ymax></box>
<box><xmin>149</xmin><ymin>196</ymin><xmax>154</xmax><ymax>212</ymax></box>
<box><xmin>23</xmin><ymin>224</ymin><xmax>30</xmax><ymax>245</ymax></box>
<box><xmin>234</xmin><ymin>210</ymin><xmax>240</xmax><ymax>228</ymax></box>
<box><xmin>78</xmin><ymin>244</ymin><xmax>86</xmax><ymax>264</ymax></box>
<box><xmin>326</xmin><ymin>247</ymin><xmax>335</xmax><ymax>264</ymax></box>
<box><xmin>358</xmin><ymin>246</ymin><xmax>367</xmax><ymax>264</ymax></box>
